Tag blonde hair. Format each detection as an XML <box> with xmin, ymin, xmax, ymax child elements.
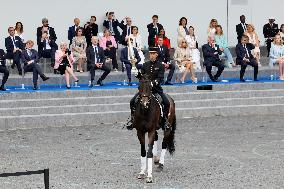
<box><xmin>209</xmin><ymin>19</ymin><xmax>218</xmax><ymax>28</ymax></box>
<box><xmin>273</xmin><ymin>34</ymin><xmax>283</xmax><ymax>45</ymax></box>
<box><xmin>25</xmin><ymin>40</ymin><xmax>34</xmax><ymax>46</ymax></box>
<box><xmin>246</xmin><ymin>24</ymin><xmax>255</xmax><ymax>33</ymax></box>
<box><xmin>179</xmin><ymin>38</ymin><xmax>188</xmax><ymax>48</ymax></box>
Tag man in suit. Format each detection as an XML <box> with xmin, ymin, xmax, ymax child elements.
<box><xmin>38</xmin><ymin>31</ymin><xmax>57</xmax><ymax>66</ymax></box>
<box><xmin>5</xmin><ymin>27</ymin><xmax>24</xmax><ymax>75</ymax></box>
<box><xmin>236</xmin><ymin>35</ymin><xmax>258</xmax><ymax>82</ymax></box>
<box><xmin>202</xmin><ymin>36</ymin><xmax>225</xmax><ymax>82</ymax></box>
<box><xmin>120</xmin><ymin>37</ymin><xmax>141</xmax><ymax>86</ymax></box>
<box><xmin>37</xmin><ymin>18</ymin><xmax>57</xmax><ymax>50</ymax></box>
<box><xmin>236</xmin><ymin>15</ymin><xmax>248</xmax><ymax>43</ymax></box>
<box><xmin>103</xmin><ymin>12</ymin><xmax>122</xmax><ymax>43</ymax></box>
<box><xmin>68</xmin><ymin>18</ymin><xmax>80</xmax><ymax>46</ymax></box>
<box><xmin>84</xmin><ymin>16</ymin><xmax>98</xmax><ymax>47</ymax></box>
<box><xmin>157</xmin><ymin>36</ymin><xmax>175</xmax><ymax>85</ymax></box>
<box><xmin>147</xmin><ymin>15</ymin><xmax>163</xmax><ymax>47</ymax></box>
<box><xmin>86</xmin><ymin>36</ymin><xmax>110</xmax><ymax>87</ymax></box>
<box><xmin>21</xmin><ymin>40</ymin><xmax>49</xmax><ymax>90</ymax></box>
<box><xmin>120</xmin><ymin>17</ymin><xmax>134</xmax><ymax>46</ymax></box>
<box><xmin>0</xmin><ymin>48</ymin><xmax>9</xmax><ymax>91</ymax></box>
<box><xmin>263</xmin><ymin>17</ymin><xmax>279</xmax><ymax>57</ymax></box>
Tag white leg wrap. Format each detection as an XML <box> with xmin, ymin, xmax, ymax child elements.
<box><xmin>147</xmin><ymin>158</ymin><xmax>153</xmax><ymax>177</ymax></box>
<box><xmin>153</xmin><ymin>141</ymin><xmax>158</xmax><ymax>156</ymax></box>
<box><xmin>140</xmin><ymin>156</ymin><xmax>146</xmax><ymax>173</ymax></box>
<box><xmin>159</xmin><ymin>149</ymin><xmax>167</xmax><ymax>165</ymax></box>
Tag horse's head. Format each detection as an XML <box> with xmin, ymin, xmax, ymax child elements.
<box><xmin>138</xmin><ymin>74</ymin><xmax>152</xmax><ymax>109</ymax></box>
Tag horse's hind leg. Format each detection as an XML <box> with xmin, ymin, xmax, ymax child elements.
<box><xmin>157</xmin><ymin>131</ymin><xmax>170</xmax><ymax>171</ymax></box>
<box><xmin>137</xmin><ymin>131</ymin><xmax>146</xmax><ymax>179</ymax></box>
<box><xmin>153</xmin><ymin>131</ymin><xmax>160</xmax><ymax>164</ymax></box>
<box><xmin>146</xmin><ymin>130</ymin><xmax>155</xmax><ymax>183</ymax></box>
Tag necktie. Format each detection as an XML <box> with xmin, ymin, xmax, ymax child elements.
<box><xmin>244</xmin><ymin>44</ymin><xmax>250</xmax><ymax>58</ymax></box>
<box><xmin>94</xmin><ymin>47</ymin><xmax>99</xmax><ymax>63</ymax></box>
<box><xmin>43</xmin><ymin>39</ymin><xmax>47</xmax><ymax>50</ymax></box>
<box><xmin>127</xmin><ymin>27</ymin><xmax>131</xmax><ymax>36</ymax></box>
<box><xmin>109</xmin><ymin>21</ymin><xmax>113</xmax><ymax>33</ymax></box>
<box><xmin>243</xmin><ymin>23</ymin><xmax>247</xmax><ymax>31</ymax></box>
<box><xmin>12</xmin><ymin>37</ymin><xmax>17</xmax><ymax>48</ymax></box>
<box><xmin>27</xmin><ymin>50</ymin><xmax>32</xmax><ymax>57</ymax></box>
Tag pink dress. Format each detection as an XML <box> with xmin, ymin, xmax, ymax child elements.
<box><xmin>54</xmin><ymin>50</ymin><xmax>75</xmax><ymax>69</ymax></box>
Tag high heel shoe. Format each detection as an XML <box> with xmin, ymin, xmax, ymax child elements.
<box><xmin>66</xmin><ymin>85</ymin><xmax>71</xmax><ymax>89</ymax></box>
<box><xmin>192</xmin><ymin>78</ymin><xmax>198</xmax><ymax>83</ymax></box>
<box><xmin>75</xmin><ymin>79</ymin><xmax>79</xmax><ymax>83</ymax></box>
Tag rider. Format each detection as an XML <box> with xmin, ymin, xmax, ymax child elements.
<box><xmin>128</xmin><ymin>47</ymin><xmax>170</xmax><ymax>131</ymax></box>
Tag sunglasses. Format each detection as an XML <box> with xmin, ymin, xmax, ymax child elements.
<box><xmin>182</xmin><ymin>42</ymin><xmax>187</xmax><ymax>43</ymax></box>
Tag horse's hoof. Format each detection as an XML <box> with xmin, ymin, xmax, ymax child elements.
<box><xmin>156</xmin><ymin>163</ymin><xmax>164</xmax><ymax>172</ymax></box>
<box><xmin>138</xmin><ymin>173</ymin><xmax>145</xmax><ymax>179</ymax></box>
<box><xmin>153</xmin><ymin>156</ymin><xmax>160</xmax><ymax>165</ymax></box>
<box><xmin>146</xmin><ymin>176</ymin><xmax>153</xmax><ymax>183</ymax></box>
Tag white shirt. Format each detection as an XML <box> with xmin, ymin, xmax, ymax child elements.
<box><xmin>45</xmin><ymin>39</ymin><xmax>51</xmax><ymax>50</ymax></box>
<box><xmin>10</xmin><ymin>36</ymin><xmax>17</xmax><ymax>48</ymax></box>
<box><xmin>92</xmin><ymin>45</ymin><xmax>98</xmax><ymax>63</ymax></box>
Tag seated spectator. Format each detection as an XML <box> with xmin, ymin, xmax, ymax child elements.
<box><xmin>215</xmin><ymin>25</ymin><xmax>235</xmax><ymax>68</ymax></box>
<box><xmin>103</xmin><ymin>12</ymin><xmax>122</xmax><ymax>43</ymax></box>
<box><xmin>21</xmin><ymin>40</ymin><xmax>49</xmax><ymax>90</ymax></box>
<box><xmin>129</xmin><ymin>26</ymin><xmax>145</xmax><ymax>64</ymax></box>
<box><xmin>174</xmin><ymin>39</ymin><xmax>197</xmax><ymax>83</ymax></box>
<box><xmin>68</xmin><ymin>18</ymin><xmax>81</xmax><ymax>46</ymax></box>
<box><xmin>278</xmin><ymin>24</ymin><xmax>284</xmax><ymax>41</ymax></box>
<box><xmin>207</xmin><ymin>19</ymin><xmax>218</xmax><ymax>37</ymax></box>
<box><xmin>120</xmin><ymin>38</ymin><xmax>141</xmax><ymax>86</ymax></box>
<box><xmin>5</xmin><ymin>27</ymin><xmax>24</xmax><ymax>75</ymax></box>
<box><xmin>99</xmin><ymin>29</ymin><xmax>118</xmax><ymax>72</ymax></box>
<box><xmin>235</xmin><ymin>35</ymin><xmax>258</xmax><ymax>82</ymax></box>
<box><xmin>15</xmin><ymin>22</ymin><xmax>25</xmax><ymax>43</ymax></box>
<box><xmin>269</xmin><ymin>34</ymin><xmax>284</xmax><ymax>80</ymax></box>
<box><xmin>37</xmin><ymin>18</ymin><xmax>57</xmax><ymax>54</ymax></box>
<box><xmin>84</xmin><ymin>16</ymin><xmax>98</xmax><ymax>47</ymax></box>
<box><xmin>244</xmin><ymin>24</ymin><xmax>261</xmax><ymax>66</ymax></box>
<box><xmin>54</xmin><ymin>42</ymin><xmax>79</xmax><ymax>89</ymax></box>
<box><xmin>177</xmin><ymin>17</ymin><xmax>189</xmax><ymax>45</ymax></box>
<box><xmin>147</xmin><ymin>15</ymin><xmax>163</xmax><ymax>47</ymax></box>
<box><xmin>154</xmin><ymin>28</ymin><xmax>171</xmax><ymax>49</ymax></box>
<box><xmin>157</xmin><ymin>36</ymin><xmax>175</xmax><ymax>85</ymax></box>
<box><xmin>120</xmin><ymin>17</ymin><xmax>134</xmax><ymax>46</ymax></box>
<box><xmin>185</xmin><ymin>26</ymin><xmax>202</xmax><ymax>70</ymax></box>
<box><xmin>202</xmin><ymin>36</ymin><xmax>225</xmax><ymax>82</ymax></box>
<box><xmin>38</xmin><ymin>30</ymin><xmax>57</xmax><ymax>66</ymax></box>
<box><xmin>0</xmin><ymin>49</ymin><xmax>9</xmax><ymax>91</ymax></box>
<box><xmin>71</xmin><ymin>27</ymin><xmax>87</xmax><ymax>73</ymax></box>
<box><xmin>87</xmin><ymin>36</ymin><xmax>110</xmax><ymax>87</ymax></box>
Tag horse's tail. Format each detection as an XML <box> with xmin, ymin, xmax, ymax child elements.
<box><xmin>166</xmin><ymin>115</ymin><xmax>176</xmax><ymax>155</ymax></box>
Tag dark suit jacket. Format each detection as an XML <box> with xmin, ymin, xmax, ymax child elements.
<box><xmin>0</xmin><ymin>49</ymin><xmax>6</xmax><ymax>66</ymax></box>
<box><xmin>120</xmin><ymin>23</ymin><xmax>135</xmax><ymax>45</ymax></box>
<box><xmin>36</xmin><ymin>26</ymin><xmax>57</xmax><ymax>45</ymax></box>
<box><xmin>103</xmin><ymin>19</ymin><xmax>121</xmax><ymax>36</ymax></box>
<box><xmin>236</xmin><ymin>23</ymin><xmax>248</xmax><ymax>42</ymax></box>
<box><xmin>120</xmin><ymin>47</ymin><xmax>141</xmax><ymax>65</ymax></box>
<box><xmin>235</xmin><ymin>43</ymin><xmax>255</xmax><ymax>64</ymax></box>
<box><xmin>157</xmin><ymin>44</ymin><xmax>170</xmax><ymax>63</ymax></box>
<box><xmin>86</xmin><ymin>46</ymin><xmax>106</xmax><ymax>67</ymax></box>
<box><xmin>263</xmin><ymin>23</ymin><xmax>279</xmax><ymax>38</ymax></box>
<box><xmin>68</xmin><ymin>25</ymin><xmax>77</xmax><ymax>42</ymax></box>
<box><xmin>147</xmin><ymin>23</ymin><xmax>163</xmax><ymax>39</ymax></box>
<box><xmin>5</xmin><ymin>36</ymin><xmax>24</xmax><ymax>58</ymax></box>
<box><xmin>38</xmin><ymin>39</ymin><xmax>58</xmax><ymax>57</ymax></box>
<box><xmin>21</xmin><ymin>49</ymin><xmax>39</xmax><ymax>66</ymax></box>
<box><xmin>202</xmin><ymin>43</ymin><xmax>222</xmax><ymax>66</ymax></box>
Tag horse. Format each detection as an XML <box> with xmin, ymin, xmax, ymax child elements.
<box><xmin>132</xmin><ymin>75</ymin><xmax>176</xmax><ymax>183</ymax></box>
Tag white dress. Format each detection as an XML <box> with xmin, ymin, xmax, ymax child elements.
<box><xmin>247</xmin><ymin>32</ymin><xmax>260</xmax><ymax>53</ymax></box>
<box><xmin>129</xmin><ymin>34</ymin><xmax>145</xmax><ymax>64</ymax></box>
<box><xmin>207</xmin><ymin>28</ymin><xmax>216</xmax><ymax>37</ymax></box>
<box><xmin>15</xmin><ymin>31</ymin><xmax>25</xmax><ymax>43</ymax></box>
<box><xmin>185</xmin><ymin>35</ymin><xmax>201</xmax><ymax>69</ymax></box>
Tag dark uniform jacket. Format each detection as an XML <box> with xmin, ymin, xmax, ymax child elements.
<box><xmin>263</xmin><ymin>23</ymin><xmax>279</xmax><ymax>39</ymax></box>
<box><xmin>140</xmin><ymin>60</ymin><xmax>165</xmax><ymax>93</ymax></box>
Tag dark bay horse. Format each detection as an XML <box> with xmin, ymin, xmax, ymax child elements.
<box><xmin>132</xmin><ymin>75</ymin><xmax>176</xmax><ymax>183</ymax></box>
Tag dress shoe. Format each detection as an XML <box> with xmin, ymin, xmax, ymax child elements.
<box><xmin>33</xmin><ymin>85</ymin><xmax>38</xmax><ymax>90</ymax></box>
<box><xmin>41</xmin><ymin>74</ymin><xmax>49</xmax><ymax>81</ymax></box>
<box><xmin>97</xmin><ymin>80</ymin><xmax>104</xmax><ymax>86</ymax></box>
<box><xmin>11</xmin><ymin>64</ymin><xmax>15</xmax><ymax>69</ymax></box>
<box><xmin>89</xmin><ymin>83</ymin><xmax>94</xmax><ymax>88</ymax></box>
<box><xmin>19</xmin><ymin>72</ymin><xmax>23</xmax><ymax>76</ymax></box>
<box><xmin>0</xmin><ymin>85</ymin><xmax>6</xmax><ymax>91</ymax></box>
<box><xmin>128</xmin><ymin>82</ymin><xmax>132</xmax><ymax>86</ymax></box>
<box><xmin>254</xmin><ymin>79</ymin><xmax>259</xmax><ymax>81</ymax></box>
<box><xmin>75</xmin><ymin>79</ymin><xmax>79</xmax><ymax>83</ymax></box>
<box><xmin>164</xmin><ymin>81</ymin><xmax>173</xmax><ymax>85</ymax></box>
<box><xmin>240</xmin><ymin>79</ymin><xmax>246</xmax><ymax>82</ymax></box>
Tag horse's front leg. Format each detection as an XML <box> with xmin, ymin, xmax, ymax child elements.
<box><xmin>146</xmin><ymin>129</ymin><xmax>155</xmax><ymax>183</ymax></box>
<box><xmin>137</xmin><ymin>131</ymin><xmax>146</xmax><ymax>179</ymax></box>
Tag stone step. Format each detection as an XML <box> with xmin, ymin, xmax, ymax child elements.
<box><xmin>1</xmin><ymin>89</ymin><xmax>284</xmax><ymax>108</ymax></box>
<box><xmin>0</xmin><ymin>96</ymin><xmax>283</xmax><ymax>117</ymax></box>
<box><xmin>0</xmin><ymin>103</ymin><xmax>283</xmax><ymax>131</ymax></box>
<box><xmin>1</xmin><ymin>81</ymin><xmax>284</xmax><ymax>100</ymax></box>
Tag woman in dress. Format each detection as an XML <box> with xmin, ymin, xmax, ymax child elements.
<box><xmin>154</xmin><ymin>28</ymin><xmax>171</xmax><ymax>49</ymax></box>
<box><xmin>99</xmin><ymin>29</ymin><xmax>118</xmax><ymax>71</ymax></box>
<box><xmin>214</xmin><ymin>25</ymin><xmax>235</xmax><ymax>68</ymax></box>
<box><xmin>177</xmin><ymin>17</ymin><xmax>189</xmax><ymax>45</ymax></box>
<box><xmin>207</xmin><ymin>19</ymin><xmax>218</xmax><ymax>37</ymax></box>
<box><xmin>15</xmin><ymin>22</ymin><xmax>25</xmax><ymax>43</ymax></box>
<box><xmin>54</xmin><ymin>42</ymin><xmax>79</xmax><ymax>89</ymax></box>
<box><xmin>185</xmin><ymin>26</ymin><xmax>201</xmax><ymax>70</ymax></box>
<box><xmin>71</xmin><ymin>27</ymin><xmax>87</xmax><ymax>73</ymax></box>
<box><xmin>129</xmin><ymin>26</ymin><xmax>145</xmax><ymax>65</ymax></box>
<box><xmin>244</xmin><ymin>24</ymin><xmax>261</xmax><ymax>66</ymax></box>
<box><xmin>269</xmin><ymin>34</ymin><xmax>284</xmax><ymax>79</ymax></box>
<box><xmin>278</xmin><ymin>24</ymin><xmax>284</xmax><ymax>40</ymax></box>
<box><xmin>174</xmin><ymin>39</ymin><xmax>197</xmax><ymax>83</ymax></box>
